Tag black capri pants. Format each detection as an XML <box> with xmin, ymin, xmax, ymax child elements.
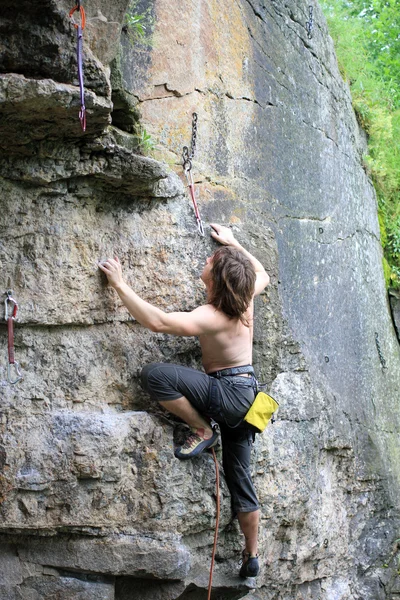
<box><xmin>141</xmin><ymin>362</ymin><xmax>259</xmax><ymax>514</ymax></box>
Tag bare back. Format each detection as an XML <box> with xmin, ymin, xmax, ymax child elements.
<box><xmin>199</xmin><ymin>300</ymin><xmax>254</xmax><ymax>373</ymax></box>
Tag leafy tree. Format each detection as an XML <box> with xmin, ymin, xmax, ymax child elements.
<box><xmin>321</xmin><ymin>0</ymin><xmax>400</xmax><ymax>288</ymax></box>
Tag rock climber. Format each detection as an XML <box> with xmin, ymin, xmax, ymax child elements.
<box><xmin>99</xmin><ymin>223</ymin><xmax>270</xmax><ymax>578</ymax></box>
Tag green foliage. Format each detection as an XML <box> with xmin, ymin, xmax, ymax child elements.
<box><xmin>387</xmin><ymin>215</ymin><xmax>400</xmax><ymax>258</ymax></box>
<box><xmin>136</xmin><ymin>127</ymin><xmax>155</xmax><ymax>153</ymax></box>
<box><xmin>123</xmin><ymin>13</ymin><xmax>146</xmax><ymax>45</ymax></box>
<box><xmin>124</xmin><ymin>13</ymin><xmax>146</xmax><ymax>37</ymax></box>
<box><xmin>382</xmin><ymin>256</ymin><xmax>392</xmax><ymax>288</ymax></box>
<box><xmin>378</xmin><ymin>211</ymin><xmax>387</xmax><ymax>247</ymax></box>
<box><xmin>320</xmin><ymin>0</ymin><xmax>400</xmax><ymax>288</ymax></box>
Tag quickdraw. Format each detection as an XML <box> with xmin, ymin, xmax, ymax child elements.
<box><xmin>69</xmin><ymin>1</ymin><xmax>87</xmax><ymax>132</ymax></box>
<box><xmin>4</xmin><ymin>291</ymin><xmax>23</xmax><ymax>385</ymax></box>
<box><xmin>182</xmin><ymin>113</ymin><xmax>205</xmax><ymax>236</ymax></box>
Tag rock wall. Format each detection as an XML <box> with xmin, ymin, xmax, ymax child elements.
<box><xmin>1</xmin><ymin>1</ymin><xmax>400</xmax><ymax>599</ymax></box>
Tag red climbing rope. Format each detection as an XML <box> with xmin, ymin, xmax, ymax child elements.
<box><xmin>207</xmin><ymin>447</ymin><xmax>220</xmax><ymax>600</ymax></box>
<box><xmin>69</xmin><ymin>3</ymin><xmax>87</xmax><ymax>131</ymax></box>
<box><xmin>5</xmin><ymin>291</ymin><xmax>23</xmax><ymax>385</ymax></box>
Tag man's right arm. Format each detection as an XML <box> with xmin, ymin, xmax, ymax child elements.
<box><xmin>210</xmin><ymin>223</ymin><xmax>270</xmax><ymax>296</ymax></box>
<box><xmin>99</xmin><ymin>258</ymin><xmax>225</xmax><ymax>336</ymax></box>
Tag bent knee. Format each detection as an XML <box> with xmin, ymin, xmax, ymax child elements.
<box><xmin>140</xmin><ymin>363</ymin><xmax>162</xmax><ymax>389</ymax></box>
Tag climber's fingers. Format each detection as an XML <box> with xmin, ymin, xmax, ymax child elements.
<box><xmin>98</xmin><ymin>258</ymin><xmax>123</xmax><ymax>287</ymax></box>
<box><xmin>99</xmin><ymin>257</ymin><xmax>120</xmax><ymax>270</ymax></box>
<box><xmin>210</xmin><ymin>223</ymin><xmax>236</xmax><ymax>246</ymax></box>
<box><xmin>210</xmin><ymin>223</ymin><xmax>222</xmax><ymax>234</ymax></box>
<box><xmin>99</xmin><ymin>261</ymin><xmax>112</xmax><ymax>273</ymax></box>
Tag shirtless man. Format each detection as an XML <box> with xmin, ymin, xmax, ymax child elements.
<box><xmin>99</xmin><ymin>223</ymin><xmax>270</xmax><ymax>578</ymax></box>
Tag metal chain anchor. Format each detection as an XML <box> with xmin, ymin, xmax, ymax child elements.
<box><xmin>306</xmin><ymin>5</ymin><xmax>314</xmax><ymax>39</ymax></box>
<box><xmin>4</xmin><ymin>291</ymin><xmax>23</xmax><ymax>385</ymax></box>
<box><xmin>182</xmin><ymin>113</ymin><xmax>204</xmax><ymax>236</ymax></box>
<box><xmin>375</xmin><ymin>332</ymin><xmax>387</xmax><ymax>370</ymax></box>
<box><xmin>69</xmin><ymin>2</ymin><xmax>87</xmax><ymax>131</ymax></box>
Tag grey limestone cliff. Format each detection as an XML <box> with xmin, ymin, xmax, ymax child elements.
<box><xmin>0</xmin><ymin>1</ymin><xmax>400</xmax><ymax>599</ymax></box>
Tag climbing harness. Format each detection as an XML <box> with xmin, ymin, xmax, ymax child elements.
<box><xmin>306</xmin><ymin>5</ymin><xmax>314</xmax><ymax>39</ymax></box>
<box><xmin>69</xmin><ymin>1</ymin><xmax>87</xmax><ymax>131</ymax></box>
<box><xmin>375</xmin><ymin>332</ymin><xmax>387</xmax><ymax>370</ymax></box>
<box><xmin>208</xmin><ymin>447</ymin><xmax>220</xmax><ymax>600</ymax></box>
<box><xmin>182</xmin><ymin>113</ymin><xmax>205</xmax><ymax>236</ymax></box>
<box><xmin>4</xmin><ymin>291</ymin><xmax>23</xmax><ymax>385</ymax></box>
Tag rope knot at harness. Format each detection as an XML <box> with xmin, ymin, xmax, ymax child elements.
<box><xmin>4</xmin><ymin>291</ymin><xmax>23</xmax><ymax>385</ymax></box>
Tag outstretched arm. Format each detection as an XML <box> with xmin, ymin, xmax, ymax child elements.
<box><xmin>99</xmin><ymin>258</ymin><xmax>223</xmax><ymax>336</ymax></box>
<box><xmin>210</xmin><ymin>224</ymin><xmax>270</xmax><ymax>295</ymax></box>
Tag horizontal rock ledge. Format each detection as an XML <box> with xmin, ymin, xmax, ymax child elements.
<box><xmin>3</xmin><ymin>532</ymin><xmax>191</xmax><ymax>579</ymax></box>
<box><xmin>0</xmin><ymin>127</ymin><xmax>185</xmax><ymax>198</ymax></box>
<box><xmin>0</xmin><ymin>73</ymin><xmax>112</xmax><ymax>149</ymax></box>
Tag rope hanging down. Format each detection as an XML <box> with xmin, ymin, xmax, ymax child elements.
<box><xmin>207</xmin><ymin>447</ymin><xmax>220</xmax><ymax>600</ymax></box>
<box><xmin>4</xmin><ymin>291</ymin><xmax>23</xmax><ymax>385</ymax></box>
<box><xmin>182</xmin><ymin>113</ymin><xmax>205</xmax><ymax>236</ymax></box>
<box><xmin>69</xmin><ymin>2</ymin><xmax>87</xmax><ymax>131</ymax></box>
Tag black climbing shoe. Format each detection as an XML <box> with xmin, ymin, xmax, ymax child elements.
<box><xmin>174</xmin><ymin>427</ymin><xmax>219</xmax><ymax>460</ymax></box>
<box><xmin>239</xmin><ymin>552</ymin><xmax>260</xmax><ymax>578</ymax></box>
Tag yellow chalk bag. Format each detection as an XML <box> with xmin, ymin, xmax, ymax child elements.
<box><xmin>244</xmin><ymin>391</ymin><xmax>279</xmax><ymax>433</ymax></box>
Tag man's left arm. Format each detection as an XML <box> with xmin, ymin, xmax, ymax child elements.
<box><xmin>99</xmin><ymin>257</ymin><xmax>218</xmax><ymax>336</ymax></box>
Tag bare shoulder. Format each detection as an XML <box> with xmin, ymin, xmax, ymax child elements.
<box><xmin>194</xmin><ymin>303</ymin><xmax>230</xmax><ymax>326</ymax></box>
<box><xmin>192</xmin><ymin>304</ymin><xmax>234</xmax><ymax>334</ymax></box>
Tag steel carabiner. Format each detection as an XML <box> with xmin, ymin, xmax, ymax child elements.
<box><xmin>5</xmin><ymin>291</ymin><xmax>18</xmax><ymax>321</ymax></box>
<box><xmin>184</xmin><ymin>168</ymin><xmax>205</xmax><ymax>237</ymax></box>
<box><xmin>4</xmin><ymin>291</ymin><xmax>23</xmax><ymax>385</ymax></box>
<box><xmin>7</xmin><ymin>361</ymin><xmax>23</xmax><ymax>386</ymax></box>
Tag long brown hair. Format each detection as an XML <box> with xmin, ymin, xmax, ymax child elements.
<box><xmin>208</xmin><ymin>247</ymin><xmax>256</xmax><ymax>326</ymax></box>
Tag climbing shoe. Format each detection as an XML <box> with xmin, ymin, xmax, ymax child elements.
<box><xmin>174</xmin><ymin>427</ymin><xmax>219</xmax><ymax>460</ymax></box>
<box><xmin>239</xmin><ymin>552</ymin><xmax>260</xmax><ymax>578</ymax></box>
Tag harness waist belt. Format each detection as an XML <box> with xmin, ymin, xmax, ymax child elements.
<box><xmin>208</xmin><ymin>365</ymin><xmax>255</xmax><ymax>378</ymax></box>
